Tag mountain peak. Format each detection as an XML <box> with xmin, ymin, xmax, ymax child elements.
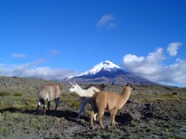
<box><xmin>100</xmin><ymin>60</ymin><xmax>120</xmax><ymax>69</ymax></box>
<box><xmin>102</xmin><ymin>60</ymin><xmax>119</xmax><ymax>67</ymax></box>
<box><xmin>65</xmin><ymin>60</ymin><xmax>157</xmax><ymax>85</ymax></box>
<box><xmin>67</xmin><ymin>60</ymin><xmax>120</xmax><ymax>79</ymax></box>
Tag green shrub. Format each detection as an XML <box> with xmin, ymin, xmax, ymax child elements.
<box><xmin>61</xmin><ymin>93</ymin><xmax>68</xmax><ymax>97</ymax></box>
<box><xmin>70</xmin><ymin>92</ymin><xmax>78</xmax><ymax>97</ymax></box>
<box><xmin>70</xmin><ymin>101</ymin><xmax>79</xmax><ymax>108</ymax></box>
<box><xmin>0</xmin><ymin>92</ymin><xmax>11</xmax><ymax>96</ymax></box>
<box><xmin>14</xmin><ymin>93</ymin><xmax>22</xmax><ymax>96</ymax></box>
<box><xmin>0</xmin><ymin>126</ymin><xmax>9</xmax><ymax>135</ymax></box>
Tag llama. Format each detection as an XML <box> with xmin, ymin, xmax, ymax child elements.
<box><xmin>90</xmin><ymin>83</ymin><xmax>134</xmax><ymax>129</ymax></box>
<box><xmin>68</xmin><ymin>82</ymin><xmax>105</xmax><ymax>121</ymax></box>
<box><xmin>35</xmin><ymin>84</ymin><xmax>62</xmax><ymax>115</ymax></box>
<box><xmin>172</xmin><ymin>92</ymin><xmax>178</xmax><ymax>97</ymax></box>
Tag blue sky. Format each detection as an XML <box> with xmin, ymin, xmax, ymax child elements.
<box><xmin>0</xmin><ymin>0</ymin><xmax>186</xmax><ymax>87</ymax></box>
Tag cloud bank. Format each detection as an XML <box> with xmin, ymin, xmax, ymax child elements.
<box><xmin>0</xmin><ymin>59</ymin><xmax>77</xmax><ymax>80</ymax></box>
<box><xmin>1</xmin><ymin>42</ymin><xmax>185</xmax><ymax>87</ymax></box>
<box><xmin>121</xmin><ymin>42</ymin><xmax>186</xmax><ymax>87</ymax></box>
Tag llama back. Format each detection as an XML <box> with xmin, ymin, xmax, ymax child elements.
<box><xmin>94</xmin><ymin>91</ymin><xmax>121</xmax><ymax>110</ymax></box>
<box><xmin>38</xmin><ymin>84</ymin><xmax>62</xmax><ymax>101</ymax></box>
<box><xmin>84</xmin><ymin>86</ymin><xmax>100</xmax><ymax>97</ymax></box>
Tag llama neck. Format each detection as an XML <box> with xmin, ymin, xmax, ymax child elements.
<box><xmin>120</xmin><ymin>88</ymin><xmax>131</xmax><ymax>102</ymax></box>
<box><xmin>75</xmin><ymin>85</ymin><xmax>89</xmax><ymax>97</ymax></box>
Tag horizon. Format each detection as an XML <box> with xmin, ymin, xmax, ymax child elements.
<box><xmin>0</xmin><ymin>0</ymin><xmax>186</xmax><ymax>87</ymax></box>
<box><xmin>0</xmin><ymin>60</ymin><xmax>184</xmax><ymax>88</ymax></box>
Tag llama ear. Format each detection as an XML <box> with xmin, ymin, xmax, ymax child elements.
<box><xmin>69</xmin><ymin>82</ymin><xmax>73</xmax><ymax>85</ymax></box>
<box><xmin>101</xmin><ymin>84</ymin><xmax>106</xmax><ymax>87</ymax></box>
<box><xmin>126</xmin><ymin>82</ymin><xmax>130</xmax><ymax>86</ymax></box>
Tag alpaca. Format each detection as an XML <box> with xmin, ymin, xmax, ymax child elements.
<box><xmin>68</xmin><ymin>82</ymin><xmax>105</xmax><ymax>121</ymax></box>
<box><xmin>35</xmin><ymin>84</ymin><xmax>62</xmax><ymax>115</ymax></box>
<box><xmin>90</xmin><ymin>83</ymin><xmax>134</xmax><ymax>129</ymax></box>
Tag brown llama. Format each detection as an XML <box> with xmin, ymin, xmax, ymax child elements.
<box><xmin>90</xmin><ymin>83</ymin><xmax>134</xmax><ymax>129</ymax></box>
<box><xmin>35</xmin><ymin>84</ymin><xmax>62</xmax><ymax>115</ymax></box>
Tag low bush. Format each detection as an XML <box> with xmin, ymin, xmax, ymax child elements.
<box><xmin>14</xmin><ymin>93</ymin><xmax>22</xmax><ymax>96</ymax></box>
<box><xmin>70</xmin><ymin>101</ymin><xmax>79</xmax><ymax>108</ymax></box>
<box><xmin>70</xmin><ymin>93</ymin><xmax>78</xmax><ymax>97</ymax></box>
<box><xmin>0</xmin><ymin>92</ymin><xmax>11</xmax><ymax>96</ymax></box>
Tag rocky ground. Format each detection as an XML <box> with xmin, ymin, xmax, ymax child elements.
<box><xmin>1</xmin><ymin>94</ymin><xmax>186</xmax><ymax>139</ymax></box>
<box><xmin>0</xmin><ymin>76</ymin><xmax>186</xmax><ymax>139</ymax></box>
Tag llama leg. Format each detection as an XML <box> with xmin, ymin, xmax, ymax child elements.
<box><xmin>35</xmin><ymin>104</ymin><xmax>40</xmax><ymax>115</ymax></box>
<box><xmin>39</xmin><ymin>99</ymin><xmax>46</xmax><ymax>115</ymax></box>
<box><xmin>54</xmin><ymin>98</ymin><xmax>59</xmax><ymax>115</ymax></box>
<box><xmin>43</xmin><ymin>105</ymin><xmax>46</xmax><ymax>115</ymax></box>
<box><xmin>77</xmin><ymin>103</ymin><xmax>86</xmax><ymax>121</ymax></box>
<box><xmin>97</xmin><ymin>111</ymin><xmax>105</xmax><ymax>129</ymax></box>
<box><xmin>47</xmin><ymin>101</ymin><xmax>51</xmax><ymax>115</ymax></box>
<box><xmin>110</xmin><ymin>108</ymin><xmax>118</xmax><ymax>126</ymax></box>
<box><xmin>91</xmin><ymin>100</ymin><xmax>98</xmax><ymax>121</ymax></box>
<box><xmin>35</xmin><ymin>99</ymin><xmax>43</xmax><ymax>114</ymax></box>
<box><xmin>90</xmin><ymin>111</ymin><xmax>95</xmax><ymax>129</ymax></box>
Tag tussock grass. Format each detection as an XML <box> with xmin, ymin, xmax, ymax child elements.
<box><xmin>130</xmin><ymin>94</ymin><xmax>186</xmax><ymax>103</ymax></box>
<box><xmin>61</xmin><ymin>93</ymin><xmax>69</xmax><ymax>97</ymax></box>
<box><xmin>0</xmin><ymin>126</ymin><xmax>8</xmax><ymax>136</ymax></box>
<box><xmin>14</xmin><ymin>93</ymin><xmax>22</xmax><ymax>96</ymax></box>
<box><xmin>0</xmin><ymin>91</ymin><xmax>37</xmax><ymax>111</ymax></box>
<box><xmin>0</xmin><ymin>92</ymin><xmax>11</xmax><ymax>96</ymax></box>
<box><xmin>70</xmin><ymin>101</ymin><xmax>79</xmax><ymax>108</ymax></box>
<box><xmin>70</xmin><ymin>92</ymin><xmax>78</xmax><ymax>97</ymax></box>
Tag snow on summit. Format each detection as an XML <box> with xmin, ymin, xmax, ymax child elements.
<box><xmin>67</xmin><ymin>60</ymin><xmax>120</xmax><ymax>79</ymax></box>
<box><xmin>82</xmin><ymin>60</ymin><xmax>120</xmax><ymax>75</ymax></box>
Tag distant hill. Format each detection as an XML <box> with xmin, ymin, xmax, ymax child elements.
<box><xmin>0</xmin><ymin>76</ymin><xmax>60</xmax><ymax>93</ymax></box>
<box><xmin>1</xmin><ymin>75</ymin><xmax>185</xmax><ymax>95</ymax></box>
<box><xmin>64</xmin><ymin>60</ymin><xmax>158</xmax><ymax>85</ymax></box>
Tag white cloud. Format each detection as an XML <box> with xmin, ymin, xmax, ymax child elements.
<box><xmin>0</xmin><ymin>60</ymin><xmax>78</xmax><ymax>80</ymax></box>
<box><xmin>121</xmin><ymin>46</ymin><xmax>186</xmax><ymax>87</ymax></box>
<box><xmin>11</xmin><ymin>53</ymin><xmax>26</xmax><ymax>58</ymax></box>
<box><xmin>167</xmin><ymin>42</ymin><xmax>182</xmax><ymax>56</ymax></box>
<box><xmin>47</xmin><ymin>49</ymin><xmax>59</xmax><ymax>56</ymax></box>
<box><xmin>96</xmin><ymin>14</ymin><xmax>116</xmax><ymax>30</ymax></box>
<box><xmin>122</xmin><ymin>48</ymin><xmax>164</xmax><ymax>75</ymax></box>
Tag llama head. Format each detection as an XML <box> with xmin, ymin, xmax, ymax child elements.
<box><xmin>100</xmin><ymin>84</ymin><xmax>107</xmax><ymax>89</ymax></box>
<box><xmin>125</xmin><ymin>82</ymin><xmax>135</xmax><ymax>91</ymax></box>
<box><xmin>69</xmin><ymin>82</ymin><xmax>79</xmax><ymax>93</ymax></box>
<box><xmin>84</xmin><ymin>83</ymin><xmax>106</xmax><ymax>91</ymax></box>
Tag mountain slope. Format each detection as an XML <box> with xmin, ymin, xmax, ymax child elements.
<box><xmin>65</xmin><ymin>60</ymin><xmax>158</xmax><ymax>85</ymax></box>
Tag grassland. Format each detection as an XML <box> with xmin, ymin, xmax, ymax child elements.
<box><xmin>0</xmin><ymin>76</ymin><xmax>186</xmax><ymax>139</ymax></box>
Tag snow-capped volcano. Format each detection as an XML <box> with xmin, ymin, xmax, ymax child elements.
<box><xmin>68</xmin><ymin>60</ymin><xmax>120</xmax><ymax>79</ymax></box>
<box><xmin>65</xmin><ymin>60</ymin><xmax>157</xmax><ymax>85</ymax></box>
